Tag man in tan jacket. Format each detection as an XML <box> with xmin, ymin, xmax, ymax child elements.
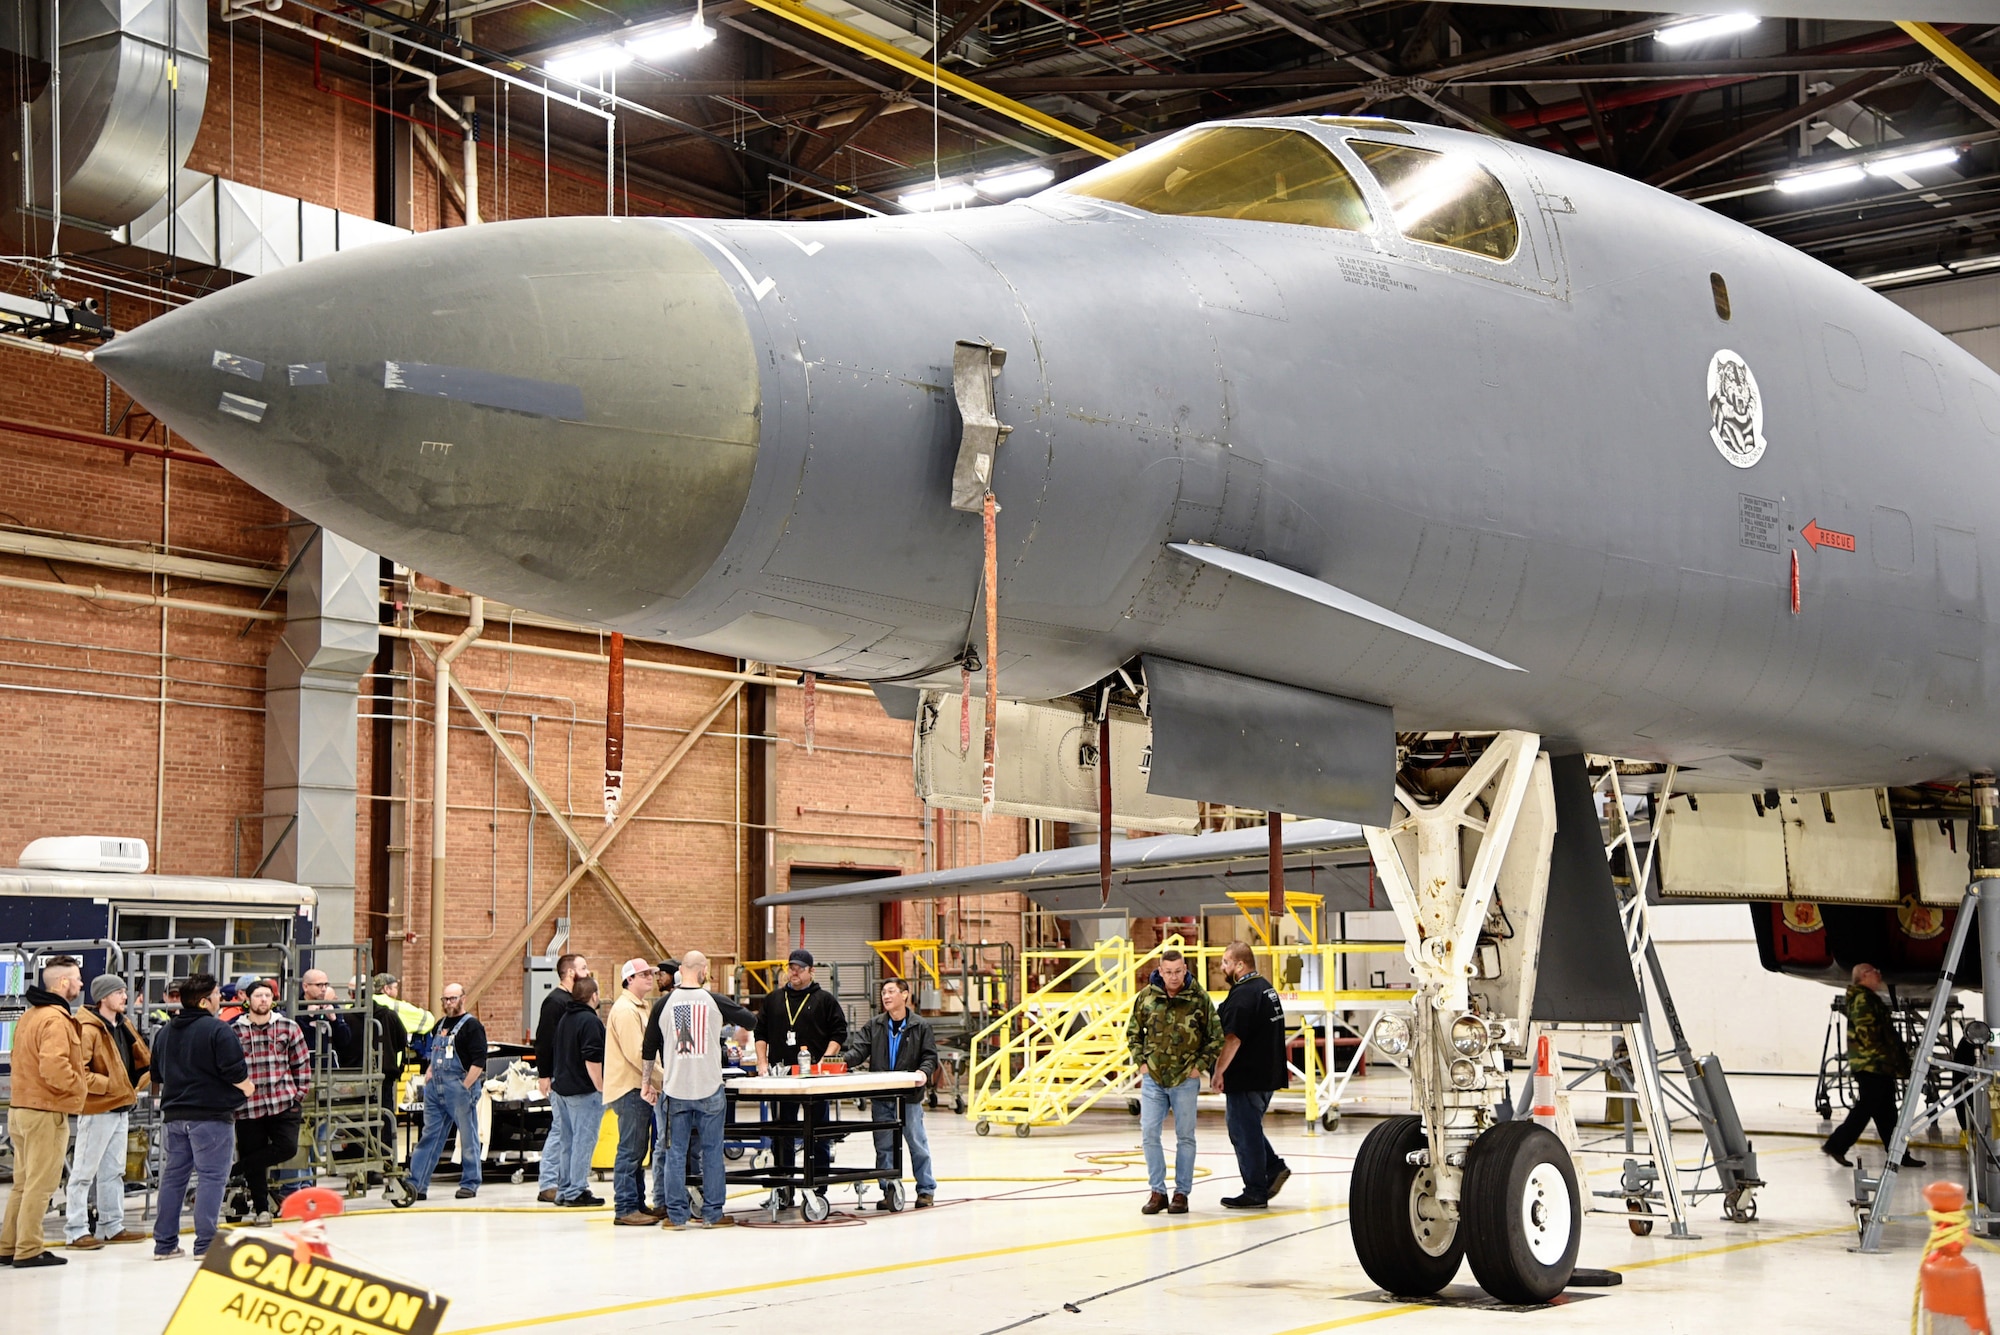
<box><xmin>605</xmin><ymin>959</ymin><xmax>658</xmax><ymax>1226</ymax></box>
<box><xmin>1</xmin><ymin>955</ymin><xmax>101</xmax><ymax>1267</ymax></box>
<box><xmin>66</xmin><ymin>974</ymin><xmax>153</xmax><ymax>1249</ymax></box>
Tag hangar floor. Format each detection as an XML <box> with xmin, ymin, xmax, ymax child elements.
<box><xmin>5</xmin><ymin>1075</ymin><xmax>1964</xmax><ymax>1333</ymax></box>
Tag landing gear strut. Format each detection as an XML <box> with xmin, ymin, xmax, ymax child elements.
<box><xmin>1350</xmin><ymin>732</ymin><xmax>1585</xmax><ymax>1304</ymax></box>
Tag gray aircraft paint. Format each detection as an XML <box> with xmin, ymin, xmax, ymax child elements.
<box><xmin>94</xmin><ymin>117</ymin><xmax>2000</xmax><ymax>795</ymax></box>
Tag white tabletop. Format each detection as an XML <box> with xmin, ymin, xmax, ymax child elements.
<box><xmin>729</xmin><ymin>1072</ymin><xmax>926</xmax><ymax>1096</ymax></box>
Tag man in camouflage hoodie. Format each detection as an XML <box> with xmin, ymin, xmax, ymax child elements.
<box><xmin>1823</xmin><ymin>962</ymin><xmax>1922</xmax><ymax>1169</ymax></box>
<box><xmin>1128</xmin><ymin>948</ymin><xmax>1222</xmax><ymax>1216</ymax></box>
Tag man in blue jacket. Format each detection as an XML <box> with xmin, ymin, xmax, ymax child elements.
<box><xmin>843</xmin><ymin>977</ymin><xmax>939</xmax><ymax>1209</ymax></box>
<box><xmin>150</xmin><ymin>973</ymin><xmax>254</xmax><ymax>1259</ymax></box>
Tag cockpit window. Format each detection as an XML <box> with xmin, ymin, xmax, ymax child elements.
<box><xmin>1346</xmin><ymin>141</ymin><xmax>1519</xmax><ymax>262</ymax></box>
<box><xmin>1059</xmin><ymin>126</ymin><xmax>1372</xmax><ymax>232</ymax></box>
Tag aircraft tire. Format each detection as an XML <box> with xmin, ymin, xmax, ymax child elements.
<box><xmin>1351</xmin><ymin>1115</ymin><xmax>1464</xmax><ymax>1297</ymax></box>
<box><xmin>1462</xmin><ymin>1121</ymin><xmax>1580</xmax><ymax>1304</ymax></box>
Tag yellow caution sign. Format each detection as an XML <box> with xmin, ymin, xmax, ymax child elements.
<box><xmin>163</xmin><ymin>1232</ymin><xmax>448</xmax><ymax>1335</ymax></box>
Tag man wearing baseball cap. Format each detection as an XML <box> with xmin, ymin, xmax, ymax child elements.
<box><xmin>66</xmin><ymin>974</ymin><xmax>152</xmax><ymax>1248</ymax></box>
<box><xmin>605</xmin><ymin>959</ymin><xmax>660</xmax><ymax>1225</ymax></box>
<box><xmin>752</xmin><ymin>949</ymin><xmax>849</xmax><ymax>1198</ymax></box>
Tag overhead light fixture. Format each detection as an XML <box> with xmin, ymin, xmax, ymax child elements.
<box><xmin>627</xmin><ymin>16</ymin><xmax>716</xmax><ymax>60</ymax></box>
<box><xmin>1774</xmin><ymin>164</ymin><xmax>1867</xmax><ymax>194</ymax></box>
<box><xmin>1864</xmin><ymin>146</ymin><xmax>1961</xmax><ymax>176</ymax></box>
<box><xmin>546</xmin><ymin>42</ymin><xmax>632</xmax><ymax>82</ymax></box>
<box><xmin>976</xmin><ymin>165</ymin><xmax>1055</xmax><ymax>198</ymax></box>
<box><xmin>1656</xmin><ymin>13</ymin><xmax>1759</xmax><ymax>47</ymax></box>
<box><xmin>900</xmin><ymin>181</ymin><xmax>977</xmax><ymax>211</ymax></box>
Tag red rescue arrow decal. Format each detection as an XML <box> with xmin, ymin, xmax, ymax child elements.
<box><xmin>1800</xmin><ymin>519</ymin><xmax>1855</xmax><ymax>552</ymax></box>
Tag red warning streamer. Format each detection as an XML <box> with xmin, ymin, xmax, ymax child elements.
<box><xmin>803</xmin><ymin>672</ymin><xmax>817</xmax><ymax>754</ymax></box>
<box><xmin>1790</xmin><ymin>549</ymin><xmax>1801</xmax><ymax>615</ymax></box>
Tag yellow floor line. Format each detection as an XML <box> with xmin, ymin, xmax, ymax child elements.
<box><xmin>1612</xmin><ymin>1224</ymin><xmax>1853</xmax><ymax>1272</ymax></box>
<box><xmin>1266</xmin><ymin>1306</ymin><xmax>1430</xmax><ymax>1334</ymax></box>
<box><xmin>444</xmin><ymin>1204</ymin><xmax>1345</xmax><ymax>1334</ymax></box>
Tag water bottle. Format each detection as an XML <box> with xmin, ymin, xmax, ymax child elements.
<box><xmin>797</xmin><ymin>1045</ymin><xmax>811</xmax><ymax>1074</ymax></box>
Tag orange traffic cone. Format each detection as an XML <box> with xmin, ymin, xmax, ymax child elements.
<box><xmin>1532</xmin><ymin>1034</ymin><xmax>1558</xmax><ymax>1131</ymax></box>
<box><xmin>1920</xmin><ymin>1181</ymin><xmax>1992</xmax><ymax>1335</ymax></box>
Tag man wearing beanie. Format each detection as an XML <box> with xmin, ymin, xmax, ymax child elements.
<box><xmin>66</xmin><ymin>974</ymin><xmax>152</xmax><ymax>1249</ymax></box>
<box><xmin>1</xmin><ymin>955</ymin><xmax>97</xmax><ymax>1268</ymax></box>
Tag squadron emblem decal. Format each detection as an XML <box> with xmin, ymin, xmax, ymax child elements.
<box><xmin>1707</xmin><ymin>349</ymin><xmax>1767</xmax><ymax>468</ymax></box>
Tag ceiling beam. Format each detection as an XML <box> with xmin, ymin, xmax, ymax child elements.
<box><xmin>1646</xmin><ymin>68</ymin><xmax>1905</xmax><ymax>189</ymax></box>
<box><xmin>733</xmin><ymin>0</ymin><xmax>1125</xmax><ymax>158</ymax></box>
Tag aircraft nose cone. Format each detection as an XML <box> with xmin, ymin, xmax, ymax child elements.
<box><xmin>94</xmin><ymin>218</ymin><xmax>762</xmax><ymax>623</ymax></box>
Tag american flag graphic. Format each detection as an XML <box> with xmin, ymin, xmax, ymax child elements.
<box><xmin>671</xmin><ymin>1000</ymin><xmax>711</xmax><ymax>1056</ymax></box>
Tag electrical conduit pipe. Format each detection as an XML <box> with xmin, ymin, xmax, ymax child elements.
<box><xmin>430</xmin><ymin>594</ymin><xmax>484</xmax><ymax>1010</ymax></box>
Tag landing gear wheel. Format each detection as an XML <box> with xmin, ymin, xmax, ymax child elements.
<box><xmin>1626</xmin><ymin>1200</ymin><xmax>1653</xmax><ymax>1237</ymax></box>
<box><xmin>1351</xmin><ymin>1114</ymin><xmax>1465</xmax><ymax>1297</ymax></box>
<box><xmin>802</xmin><ymin>1192</ymin><xmax>832</xmax><ymax>1224</ymax></box>
<box><xmin>1321</xmin><ymin>1109</ymin><xmax>1341</xmax><ymax>1132</ymax></box>
<box><xmin>1462</xmin><ymin>1121</ymin><xmax>1581</xmax><ymax>1305</ymax></box>
<box><xmin>1015</xmin><ymin>1123</ymin><xmax>1031</xmax><ymax>1138</ymax></box>
<box><xmin>976</xmin><ymin>1120</ymin><xmax>992</xmax><ymax>1137</ymax></box>
<box><xmin>884</xmin><ymin>1181</ymin><xmax>907</xmax><ymax>1212</ymax></box>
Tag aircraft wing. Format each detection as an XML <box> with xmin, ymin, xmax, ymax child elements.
<box><xmin>754</xmin><ymin>819</ymin><xmax>1379</xmax><ymax>919</ymax></box>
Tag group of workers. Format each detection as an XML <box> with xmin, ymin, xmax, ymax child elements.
<box><xmin>1</xmin><ymin>958</ymin><xmax>317</xmax><ymax>1267</ymax></box>
<box><xmin>521</xmin><ymin>946</ymin><xmax>938</xmax><ymax>1228</ymax></box>
<box><xmin>2</xmin><ymin>936</ymin><xmax>1310</xmax><ymax>1263</ymax></box>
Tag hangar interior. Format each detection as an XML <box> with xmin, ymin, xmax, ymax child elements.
<box><xmin>3</xmin><ymin>0</ymin><xmax>2000</xmax><ymax>1328</ymax></box>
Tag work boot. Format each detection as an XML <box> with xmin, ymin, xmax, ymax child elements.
<box><xmin>1266</xmin><ymin>1165</ymin><xmax>1292</xmax><ymax>1198</ymax></box>
<box><xmin>643</xmin><ymin>1204</ymin><xmax>669</xmax><ymax>1219</ymax></box>
<box><xmin>455</xmin><ymin>1187</ymin><xmax>477</xmax><ymax>1200</ymax></box>
<box><xmin>915</xmin><ymin>1194</ymin><xmax>935</xmax><ymax>1209</ymax></box>
<box><xmin>615</xmin><ymin>1212</ymin><xmax>656</xmax><ymax>1226</ymax></box>
<box><xmin>15</xmin><ymin>1252</ymin><xmax>67</xmax><ymax>1268</ymax></box>
<box><xmin>1141</xmin><ymin>1191</ymin><xmax>1168</xmax><ymax>1216</ymax></box>
<box><xmin>1169</xmin><ymin>1193</ymin><xmax>1189</xmax><ymax>1215</ymax></box>
<box><xmin>66</xmin><ymin>1236</ymin><xmax>105</xmax><ymax>1251</ymax></box>
<box><xmin>702</xmin><ymin>1216</ymin><xmax>737</xmax><ymax>1229</ymax></box>
<box><xmin>538</xmin><ymin>1189</ymin><xmax>559</xmax><ymax>1203</ymax></box>
<box><xmin>104</xmin><ymin>1230</ymin><xmax>150</xmax><ymax>1245</ymax></box>
<box><xmin>1220</xmin><ymin>1194</ymin><xmax>1268</xmax><ymax>1210</ymax></box>
<box><xmin>1822</xmin><ymin>1146</ymin><xmax>1851</xmax><ymax>1167</ymax></box>
<box><xmin>1901</xmin><ymin>1154</ymin><xmax>1927</xmax><ymax>1168</ymax></box>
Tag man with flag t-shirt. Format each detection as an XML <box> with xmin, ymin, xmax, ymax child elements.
<box><xmin>647</xmin><ymin>951</ymin><xmax>735</xmax><ymax>1228</ymax></box>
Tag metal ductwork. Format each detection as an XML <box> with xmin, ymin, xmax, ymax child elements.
<box><xmin>3</xmin><ymin>0</ymin><xmax>210</xmax><ymax>230</ymax></box>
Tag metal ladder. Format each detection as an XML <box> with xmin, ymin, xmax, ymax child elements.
<box><xmin>1856</xmin><ymin>882</ymin><xmax>1993</xmax><ymax>1252</ymax></box>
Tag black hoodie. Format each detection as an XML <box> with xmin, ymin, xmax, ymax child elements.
<box><xmin>151</xmin><ymin>1006</ymin><xmax>250</xmax><ymax>1122</ymax></box>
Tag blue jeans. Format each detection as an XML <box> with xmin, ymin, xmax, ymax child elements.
<box><xmin>550</xmin><ymin>1091</ymin><xmax>603</xmax><ymax>1202</ymax></box>
<box><xmin>153</xmin><ymin>1119</ymin><xmax>236</xmax><ymax>1256</ymax></box>
<box><xmin>407</xmin><ymin>1056</ymin><xmax>482</xmax><ymax>1194</ymax></box>
<box><xmin>665</xmin><ymin>1088</ymin><xmax>727</xmax><ymax>1225</ymax></box>
<box><xmin>871</xmin><ymin>1098</ymin><xmax>936</xmax><ymax>1197</ymax></box>
<box><xmin>1223</xmin><ymin>1089</ymin><xmax>1287</xmax><ymax>1201</ymax></box>
<box><xmin>610</xmin><ymin>1090</ymin><xmax>652</xmax><ymax>1217</ymax></box>
<box><xmin>65</xmin><ymin>1109</ymin><xmax>129</xmax><ymax>1242</ymax></box>
<box><xmin>1140</xmin><ymin>1073</ymin><xmax>1201</xmax><ymax>1196</ymax></box>
<box><xmin>539</xmin><ymin>1090</ymin><xmax>567</xmax><ymax>1193</ymax></box>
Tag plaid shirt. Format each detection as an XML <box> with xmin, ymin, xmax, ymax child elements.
<box><xmin>234</xmin><ymin>1013</ymin><xmax>312</xmax><ymax>1119</ymax></box>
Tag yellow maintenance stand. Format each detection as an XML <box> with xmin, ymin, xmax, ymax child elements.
<box><xmin>965</xmin><ymin>916</ymin><xmax>1412</xmax><ymax>1136</ymax></box>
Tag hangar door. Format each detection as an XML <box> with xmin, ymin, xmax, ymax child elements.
<box><xmin>782</xmin><ymin>869</ymin><xmax>891</xmax><ymax>1024</ymax></box>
